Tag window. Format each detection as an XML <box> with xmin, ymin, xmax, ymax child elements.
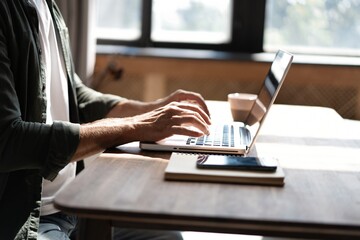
<box><xmin>96</xmin><ymin>0</ymin><xmax>142</xmax><ymax>41</ymax></box>
<box><xmin>264</xmin><ymin>0</ymin><xmax>360</xmax><ymax>56</ymax></box>
<box><xmin>151</xmin><ymin>0</ymin><xmax>232</xmax><ymax>44</ymax></box>
<box><xmin>96</xmin><ymin>0</ymin><xmax>360</xmax><ymax>56</ymax></box>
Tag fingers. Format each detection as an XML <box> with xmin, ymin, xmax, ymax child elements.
<box><xmin>133</xmin><ymin>100</ymin><xmax>212</xmax><ymax>142</ymax></box>
<box><xmin>158</xmin><ymin>102</ymin><xmax>211</xmax><ymax>137</ymax></box>
<box><xmin>167</xmin><ymin>102</ymin><xmax>210</xmax><ymax>135</ymax></box>
<box><xmin>167</xmin><ymin>90</ymin><xmax>211</xmax><ymax>117</ymax></box>
<box><xmin>170</xmin><ymin>125</ymin><xmax>206</xmax><ymax>137</ymax></box>
<box><xmin>170</xmin><ymin>115</ymin><xmax>210</xmax><ymax>135</ymax></box>
<box><xmin>168</xmin><ymin>101</ymin><xmax>211</xmax><ymax>125</ymax></box>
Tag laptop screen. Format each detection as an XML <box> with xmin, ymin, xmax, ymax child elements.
<box><xmin>245</xmin><ymin>50</ymin><xmax>293</xmax><ymax>151</ymax></box>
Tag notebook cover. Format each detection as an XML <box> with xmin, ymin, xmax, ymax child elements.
<box><xmin>165</xmin><ymin>152</ymin><xmax>285</xmax><ymax>186</ymax></box>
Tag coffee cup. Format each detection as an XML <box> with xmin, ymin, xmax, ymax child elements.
<box><xmin>228</xmin><ymin>93</ymin><xmax>257</xmax><ymax>123</ymax></box>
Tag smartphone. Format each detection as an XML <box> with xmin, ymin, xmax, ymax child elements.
<box><xmin>196</xmin><ymin>155</ymin><xmax>278</xmax><ymax>172</ymax></box>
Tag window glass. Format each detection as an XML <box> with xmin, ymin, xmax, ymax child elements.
<box><xmin>151</xmin><ymin>0</ymin><xmax>232</xmax><ymax>44</ymax></box>
<box><xmin>264</xmin><ymin>0</ymin><xmax>360</xmax><ymax>56</ymax></box>
<box><xmin>96</xmin><ymin>0</ymin><xmax>142</xmax><ymax>40</ymax></box>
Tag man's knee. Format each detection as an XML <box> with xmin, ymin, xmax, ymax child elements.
<box><xmin>38</xmin><ymin>223</ymin><xmax>70</xmax><ymax>240</ymax></box>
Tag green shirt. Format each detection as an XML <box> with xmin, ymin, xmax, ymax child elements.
<box><xmin>0</xmin><ymin>0</ymin><xmax>123</xmax><ymax>238</ymax></box>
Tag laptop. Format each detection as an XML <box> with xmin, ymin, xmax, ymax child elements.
<box><xmin>140</xmin><ymin>50</ymin><xmax>293</xmax><ymax>155</ymax></box>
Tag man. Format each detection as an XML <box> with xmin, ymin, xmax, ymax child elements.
<box><xmin>0</xmin><ymin>0</ymin><xmax>211</xmax><ymax>239</ymax></box>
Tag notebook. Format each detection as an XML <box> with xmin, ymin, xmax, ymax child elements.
<box><xmin>140</xmin><ymin>50</ymin><xmax>293</xmax><ymax>155</ymax></box>
<box><xmin>164</xmin><ymin>152</ymin><xmax>285</xmax><ymax>186</ymax></box>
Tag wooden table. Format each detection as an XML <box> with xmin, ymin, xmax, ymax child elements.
<box><xmin>54</xmin><ymin>102</ymin><xmax>360</xmax><ymax>239</ymax></box>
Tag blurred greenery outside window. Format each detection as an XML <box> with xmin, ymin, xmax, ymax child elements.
<box><xmin>96</xmin><ymin>0</ymin><xmax>360</xmax><ymax>56</ymax></box>
<box><xmin>265</xmin><ymin>0</ymin><xmax>360</xmax><ymax>56</ymax></box>
<box><xmin>151</xmin><ymin>0</ymin><xmax>232</xmax><ymax>44</ymax></box>
<box><xmin>96</xmin><ymin>0</ymin><xmax>142</xmax><ymax>40</ymax></box>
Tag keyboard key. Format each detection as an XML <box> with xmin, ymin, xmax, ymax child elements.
<box><xmin>187</xmin><ymin>124</ymin><xmax>241</xmax><ymax>148</ymax></box>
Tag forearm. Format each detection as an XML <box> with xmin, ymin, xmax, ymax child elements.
<box><xmin>71</xmin><ymin>118</ymin><xmax>140</xmax><ymax>162</ymax></box>
<box><xmin>73</xmin><ymin>98</ymin><xmax>162</xmax><ymax>161</ymax></box>
<box><xmin>106</xmin><ymin>99</ymin><xmax>161</xmax><ymax>118</ymax></box>
<box><xmin>72</xmin><ymin>100</ymin><xmax>211</xmax><ymax>162</ymax></box>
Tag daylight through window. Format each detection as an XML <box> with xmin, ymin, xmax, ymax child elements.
<box><xmin>96</xmin><ymin>0</ymin><xmax>360</xmax><ymax>56</ymax></box>
<box><xmin>264</xmin><ymin>0</ymin><xmax>360</xmax><ymax>56</ymax></box>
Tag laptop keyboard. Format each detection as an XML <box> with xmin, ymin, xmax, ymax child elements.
<box><xmin>186</xmin><ymin>124</ymin><xmax>249</xmax><ymax>147</ymax></box>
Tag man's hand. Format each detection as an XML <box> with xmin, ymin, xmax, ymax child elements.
<box><xmin>106</xmin><ymin>89</ymin><xmax>211</xmax><ymax>119</ymax></box>
<box><xmin>131</xmin><ymin>101</ymin><xmax>211</xmax><ymax>142</ymax></box>
<box><xmin>73</xmin><ymin>99</ymin><xmax>211</xmax><ymax>161</ymax></box>
<box><xmin>156</xmin><ymin>89</ymin><xmax>210</xmax><ymax>117</ymax></box>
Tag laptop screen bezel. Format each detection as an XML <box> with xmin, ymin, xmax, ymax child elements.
<box><xmin>245</xmin><ymin>50</ymin><xmax>294</xmax><ymax>154</ymax></box>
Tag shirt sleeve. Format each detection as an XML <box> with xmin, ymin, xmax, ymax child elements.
<box><xmin>73</xmin><ymin>74</ymin><xmax>125</xmax><ymax>123</ymax></box>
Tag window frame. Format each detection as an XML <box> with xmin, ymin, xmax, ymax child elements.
<box><xmin>96</xmin><ymin>0</ymin><xmax>266</xmax><ymax>53</ymax></box>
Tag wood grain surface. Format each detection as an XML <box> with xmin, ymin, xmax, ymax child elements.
<box><xmin>54</xmin><ymin>103</ymin><xmax>360</xmax><ymax>239</ymax></box>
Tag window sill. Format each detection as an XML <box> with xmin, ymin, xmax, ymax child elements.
<box><xmin>97</xmin><ymin>45</ymin><xmax>360</xmax><ymax>67</ymax></box>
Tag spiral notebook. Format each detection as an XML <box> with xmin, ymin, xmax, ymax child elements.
<box><xmin>165</xmin><ymin>152</ymin><xmax>285</xmax><ymax>186</ymax></box>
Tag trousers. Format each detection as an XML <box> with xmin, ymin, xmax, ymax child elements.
<box><xmin>38</xmin><ymin>212</ymin><xmax>183</xmax><ymax>240</ymax></box>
